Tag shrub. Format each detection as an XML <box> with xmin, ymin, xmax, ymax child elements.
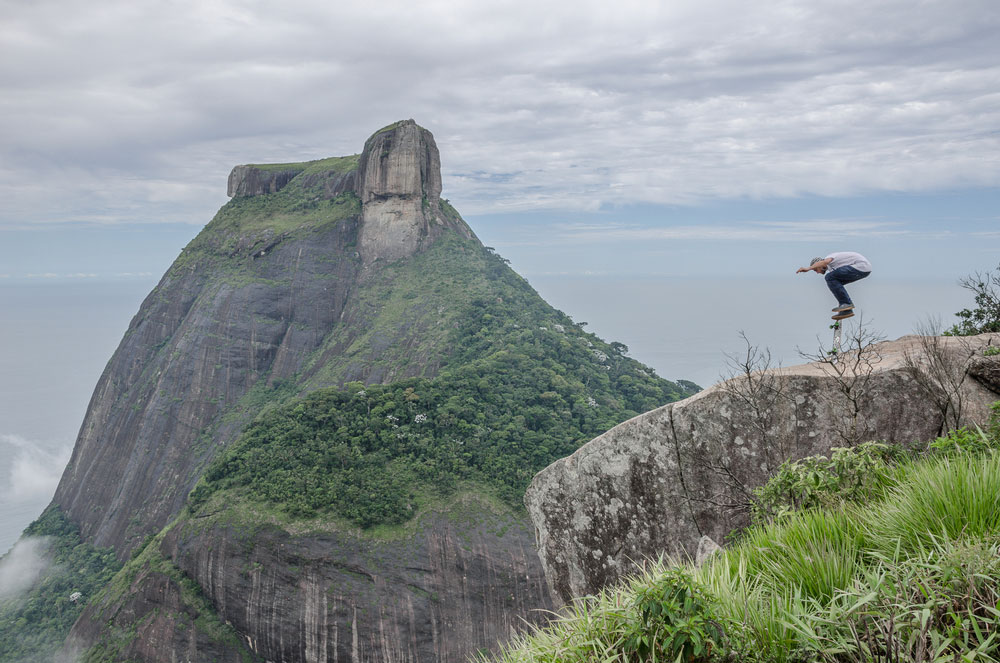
<box><xmin>946</xmin><ymin>263</ymin><xmax>1000</xmax><ymax>336</ymax></box>
<box><xmin>751</xmin><ymin>442</ymin><xmax>908</xmax><ymax>524</ymax></box>
<box><xmin>622</xmin><ymin>568</ymin><xmax>725</xmax><ymax>663</ymax></box>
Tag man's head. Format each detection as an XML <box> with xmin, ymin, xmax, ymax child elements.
<box><xmin>809</xmin><ymin>256</ymin><xmax>826</xmax><ymax>273</ymax></box>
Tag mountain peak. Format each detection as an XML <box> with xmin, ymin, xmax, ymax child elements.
<box><xmin>223</xmin><ymin>120</ymin><xmax>463</xmax><ymax>265</ymax></box>
<box><xmin>356</xmin><ymin>119</ymin><xmax>452</xmax><ymax>264</ymax></box>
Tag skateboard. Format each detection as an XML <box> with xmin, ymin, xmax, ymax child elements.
<box><xmin>829</xmin><ymin>307</ymin><xmax>854</xmax><ymax>358</ymax></box>
<box><xmin>829</xmin><ymin>319</ymin><xmax>842</xmax><ymax>357</ymax></box>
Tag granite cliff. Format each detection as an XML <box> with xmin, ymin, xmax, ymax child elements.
<box><xmin>21</xmin><ymin>120</ymin><xmax>696</xmax><ymax>662</ymax></box>
<box><xmin>526</xmin><ymin>333</ymin><xmax>1000</xmax><ymax>603</ymax></box>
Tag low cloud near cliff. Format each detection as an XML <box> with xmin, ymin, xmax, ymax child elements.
<box><xmin>2</xmin><ymin>434</ymin><xmax>70</xmax><ymax>503</ymax></box>
<box><xmin>0</xmin><ymin>434</ymin><xmax>71</xmax><ymax>556</ymax></box>
<box><xmin>0</xmin><ymin>536</ymin><xmax>53</xmax><ymax>601</ymax></box>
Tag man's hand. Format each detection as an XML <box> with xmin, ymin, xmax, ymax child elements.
<box><xmin>797</xmin><ymin>258</ymin><xmax>831</xmax><ymax>274</ymax></box>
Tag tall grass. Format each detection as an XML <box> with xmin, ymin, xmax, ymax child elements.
<box><xmin>730</xmin><ymin>509</ymin><xmax>864</xmax><ymax>602</ymax></box>
<box><xmin>869</xmin><ymin>451</ymin><xmax>1000</xmax><ymax>555</ymax></box>
<box><xmin>491</xmin><ymin>427</ymin><xmax>1000</xmax><ymax>663</ymax></box>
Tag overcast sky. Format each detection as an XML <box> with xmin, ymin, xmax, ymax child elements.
<box><xmin>2</xmin><ymin>1</ymin><xmax>999</xmax><ymax>551</ymax></box>
<box><xmin>0</xmin><ymin>0</ymin><xmax>998</xmax><ymax>279</ymax></box>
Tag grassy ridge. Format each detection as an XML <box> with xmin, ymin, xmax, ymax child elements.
<box><xmin>491</xmin><ymin>413</ymin><xmax>1000</xmax><ymax>663</ymax></box>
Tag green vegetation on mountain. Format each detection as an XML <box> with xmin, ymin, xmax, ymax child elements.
<box><xmin>8</xmin><ymin>120</ymin><xmax>705</xmax><ymax>661</ymax></box>
<box><xmin>172</xmin><ymin>153</ymin><xmax>363</xmax><ymax>273</ymax></box>
<box><xmin>190</xmin><ymin>242</ymin><xmax>696</xmax><ymax>528</ymax></box>
<box><xmin>177</xmin><ymin>195</ymin><xmax>360</xmax><ymax>270</ymax></box>
<box><xmin>0</xmin><ymin>507</ymin><xmax>121</xmax><ymax>662</ymax></box>
<box><xmin>490</xmin><ymin>406</ymin><xmax>1000</xmax><ymax>663</ymax></box>
<box><xmin>248</xmin><ymin>154</ymin><xmax>360</xmax><ymax>175</ymax></box>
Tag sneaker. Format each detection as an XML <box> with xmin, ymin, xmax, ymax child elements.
<box><xmin>832</xmin><ymin>304</ymin><xmax>854</xmax><ymax>312</ymax></box>
<box><xmin>832</xmin><ymin>311</ymin><xmax>855</xmax><ymax>320</ymax></box>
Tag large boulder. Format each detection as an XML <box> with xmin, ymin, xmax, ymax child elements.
<box><xmin>526</xmin><ymin>333</ymin><xmax>1000</xmax><ymax>603</ymax></box>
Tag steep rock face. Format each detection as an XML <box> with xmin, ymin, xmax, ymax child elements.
<box><xmin>228</xmin><ymin>165</ymin><xmax>305</xmax><ymax>197</ymax></box>
<box><xmin>229</xmin><ymin>162</ymin><xmax>359</xmax><ymax>200</ymax></box>
<box><xmin>526</xmin><ymin>334</ymin><xmax>1000</xmax><ymax>603</ymax></box>
<box><xmin>70</xmin><ymin>568</ymin><xmax>253</xmax><ymax>662</ymax></box>
<box><xmin>355</xmin><ymin>120</ymin><xmax>466</xmax><ymax>265</ymax></box>
<box><xmin>70</xmin><ymin>496</ymin><xmax>552</xmax><ymax>663</ymax></box>
<box><xmin>169</xmin><ymin>500</ymin><xmax>549</xmax><ymax>663</ymax></box>
<box><xmin>53</xmin><ymin>220</ymin><xmax>364</xmax><ymax>554</ymax></box>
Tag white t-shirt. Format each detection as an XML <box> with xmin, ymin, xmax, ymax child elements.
<box><xmin>825</xmin><ymin>252</ymin><xmax>872</xmax><ymax>273</ymax></box>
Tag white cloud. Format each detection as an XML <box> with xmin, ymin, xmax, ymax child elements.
<box><xmin>550</xmin><ymin>219</ymin><xmax>944</xmax><ymax>243</ymax></box>
<box><xmin>21</xmin><ymin>272</ymin><xmax>98</xmax><ymax>279</ymax></box>
<box><xmin>1</xmin><ymin>434</ymin><xmax>70</xmax><ymax>503</ymax></box>
<box><xmin>0</xmin><ymin>0</ymin><xmax>998</xmax><ymax>226</ymax></box>
<box><xmin>0</xmin><ymin>536</ymin><xmax>53</xmax><ymax>600</ymax></box>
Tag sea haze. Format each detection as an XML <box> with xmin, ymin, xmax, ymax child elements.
<box><xmin>0</xmin><ymin>274</ymin><xmax>968</xmax><ymax>554</ymax></box>
<box><xmin>525</xmin><ymin>275</ymin><xmax>966</xmax><ymax>389</ymax></box>
<box><xmin>0</xmin><ymin>280</ymin><xmax>155</xmax><ymax>555</ymax></box>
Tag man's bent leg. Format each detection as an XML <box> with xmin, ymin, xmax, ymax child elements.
<box><xmin>825</xmin><ymin>273</ymin><xmax>853</xmax><ymax>307</ymax></box>
<box><xmin>825</xmin><ymin>266</ymin><xmax>870</xmax><ymax>308</ymax></box>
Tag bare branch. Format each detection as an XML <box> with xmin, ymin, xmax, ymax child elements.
<box><xmin>799</xmin><ymin>314</ymin><xmax>886</xmax><ymax>446</ymax></box>
<box><xmin>903</xmin><ymin>318</ymin><xmax>978</xmax><ymax>435</ymax></box>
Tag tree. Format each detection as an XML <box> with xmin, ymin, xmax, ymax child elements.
<box><xmin>947</xmin><ymin>263</ymin><xmax>1000</xmax><ymax>336</ymax></box>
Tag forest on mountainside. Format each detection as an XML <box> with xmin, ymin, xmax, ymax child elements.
<box><xmin>191</xmin><ymin>245</ymin><xmax>697</xmax><ymax>528</ymax></box>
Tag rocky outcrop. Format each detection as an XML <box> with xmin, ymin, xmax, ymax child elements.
<box><xmin>526</xmin><ymin>334</ymin><xmax>1000</xmax><ymax>603</ymax></box>
<box><xmin>357</xmin><ymin>120</ymin><xmax>442</xmax><ymax>204</ymax></box>
<box><xmin>969</xmin><ymin>353</ymin><xmax>1000</xmax><ymax>393</ymax></box>
<box><xmin>355</xmin><ymin>120</ymin><xmax>468</xmax><ymax>265</ymax></box>
<box><xmin>228</xmin><ymin>165</ymin><xmax>305</xmax><ymax>197</ymax></box>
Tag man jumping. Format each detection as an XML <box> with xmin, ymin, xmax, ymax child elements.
<box><xmin>796</xmin><ymin>251</ymin><xmax>872</xmax><ymax>320</ymax></box>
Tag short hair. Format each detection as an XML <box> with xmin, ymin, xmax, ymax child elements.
<box><xmin>809</xmin><ymin>256</ymin><xmax>824</xmax><ymax>267</ymax></box>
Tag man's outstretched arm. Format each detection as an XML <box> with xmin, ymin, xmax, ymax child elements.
<box><xmin>796</xmin><ymin>258</ymin><xmax>832</xmax><ymax>274</ymax></box>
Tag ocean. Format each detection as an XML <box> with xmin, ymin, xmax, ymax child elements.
<box><xmin>0</xmin><ymin>275</ymin><xmax>966</xmax><ymax>555</ymax></box>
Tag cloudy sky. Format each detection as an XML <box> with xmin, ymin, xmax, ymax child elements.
<box><xmin>1</xmin><ymin>0</ymin><xmax>999</xmax><ymax>551</ymax></box>
<box><xmin>1</xmin><ymin>0</ymin><xmax>998</xmax><ymax>281</ymax></box>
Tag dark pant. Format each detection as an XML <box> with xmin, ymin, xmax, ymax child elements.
<box><xmin>825</xmin><ymin>266</ymin><xmax>870</xmax><ymax>307</ymax></box>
